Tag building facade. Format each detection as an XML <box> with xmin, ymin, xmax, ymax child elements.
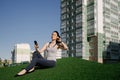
<box><xmin>11</xmin><ymin>43</ymin><xmax>31</xmax><ymax>63</ymax></box>
<box><xmin>61</xmin><ymin>0</ymin><xmax>88</xmax><ymax>59</ymax></box>
<box><xmin>61</xmin><ymin>0</ymin><xmax>120</xmax><ymax>63</ymax></box>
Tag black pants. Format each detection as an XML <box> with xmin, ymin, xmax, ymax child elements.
<box><xmin>25</xmin><ymin>51</ymin><xmax>56</xmax><ymax>71</ymax></box>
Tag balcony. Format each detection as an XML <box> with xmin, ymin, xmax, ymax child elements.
<box><xmin>87</xmin><ymin>0</ymin><xmax>94</xmax><ymax>7</ymax></box>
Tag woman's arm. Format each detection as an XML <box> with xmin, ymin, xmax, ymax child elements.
<box><xmin>35</xmin><ymin>43</ymin><xmax>48</xmax><ymax>53</ymax></box>
<box><xmin>59</xmin><ymin>42</ymin><xmax>68</xmax><ymax>50</ymax></box>
<box><xmin>57</xmin><ymin>37</ymin><xmax>68</xmax><ymax>50</ymax></box>
<box><xmin>60</xmin><ymin>42</ymin><xmax>68</xmax><ymax>50</ymax></box>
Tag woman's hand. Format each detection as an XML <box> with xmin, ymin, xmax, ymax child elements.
<box><xmin>57</xmin><ymin>37</ymin><xmax>62</xmax><ymax>43</ymax></box>
<box><xmin>56</xmin><ymin>37</ymin><xmax>68</xmax><ymax>50</ymax></box>
<box><xmin>34</xmin><ymin>45</ymin><xmax>39</xmax><ymax>49</ymax></box>
<box><xmin>34</xmin><ymin>45</ymin><xmax>40</xmax><ymax>53</ymax></box>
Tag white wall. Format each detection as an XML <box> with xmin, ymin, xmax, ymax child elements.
<box><xmin>14</xmin><ymin>43</ymin><xmax>31</xmax><ymax>63</ymax></box>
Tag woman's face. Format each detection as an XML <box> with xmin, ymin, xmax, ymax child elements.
<box><xmin>51</xmin><ymin>32</ymin><xmax>58</xmax><ymax>40</ymax></box>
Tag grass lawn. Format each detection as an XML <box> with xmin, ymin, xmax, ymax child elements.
<box><xmin>0</xmin><ymin>57</ymin><xmax>120</xmax><ymax>80</ymax></box>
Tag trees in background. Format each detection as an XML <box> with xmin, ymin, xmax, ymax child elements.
<box><xmin>0</xmin><ymin>58</ymin><xmax>3</xmax><ymax>67</ymax></box>
<box><xmin>0</xmin><ymin>58</ymin><xmax>9</xmax><ymax>67</ymax></box>
<box><xmin>3</xmin><ymin>59</ymin><xmax>9</xmax><ymax>67</ymax></box>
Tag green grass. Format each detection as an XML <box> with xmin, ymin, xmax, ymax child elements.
<box><xmin>0</xmin><ymin>57</ymin><xmax>120</xmax><ymax>80</ymax></box>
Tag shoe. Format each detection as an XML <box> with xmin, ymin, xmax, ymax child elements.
<box><xmin>14</xmin><ymin>72</ymin><xmax>26</xmax><ymax>77</ymax></box>
<box><xmin>28</xmin><ymin>68</ymin><xmax>35</xmax><ymax>73</ymax></box>
<box><xmin>14</xmin><ymin>73</ymin><xmax>25</xmax><ymax>77</ymax></box>
<box><xmin>14</xmin><ymin>69</ymin><xmax>26</xmax><ymax>77</ymax></box>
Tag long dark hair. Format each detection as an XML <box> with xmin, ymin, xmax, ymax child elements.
<box><xmin>53</xmin><ymin>31</ymin><xmax>61</xmax><ymax>44</ymax></box>
<box><xmin>53</xmin><ymin>31</ymin><xmax>60</xmax><ymax>38</ymax></box>
<box><xmin>53</xmin><ymin>31</ymin><xmax>63</xmax><ymax>49</ymax></box>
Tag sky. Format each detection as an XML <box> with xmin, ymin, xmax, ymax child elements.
<box><xmin>0</xmin><ymin>0</ymin><xmax>60</xmax><ymax>60</ymax></box>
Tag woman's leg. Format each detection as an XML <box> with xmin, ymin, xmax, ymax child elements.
<box><xmin>25</xmin><ymin>51</ymin><xmax>44</xmax><ymax>71</ymax></box>
<box><xmin>16</xmin><ymin>55</ymin><xmax>56</xmax><ymax>76</ymax></box>
<box><xmin>25</xmin><ymin>58</ymin><xmax>56</xmax><ymax>71</ymax></box>
<box><xmin>32</xmin><ymin>51</ymin><xmax>44</xmax><ymax>59</ymax></box>
<box><xmin>36</xmin><ymin>59</ymin><xmax>56</xmax><ymax>68</ymax></box>
<box><xmin>25</xmin><ymin>58</ymin><xmax>38</xmax><ymax>71</ymax></box>
<box><xmin>16</xmin><ymin>52</ymin><xmax>44</xmax><ymax>75</ymax></box>
<box><xmin>16</xmin><ymin>58</ymin><xmax>38</xmax><ymax>76</ymax></box>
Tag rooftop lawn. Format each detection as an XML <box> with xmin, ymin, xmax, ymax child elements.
<box><xmin>0</xmin><ymin>57</ymin><xmax>120</xmax><ymax>80</ymax></box>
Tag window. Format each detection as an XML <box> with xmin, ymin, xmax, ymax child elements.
<box><xmin>87</xmin><ymin>5</ymin><xmax>94</xmax><ymax>12</ymax></box>
<box><xmin>76</xmin><ymin>43</ymin><xmax>82</xmax><ymax>49</ymax></box>
<box><xmin>76</xmin><ymin>37</ymin><xmax>82</xmax><ymax>42</ymax></box>
<box><xmin>76</xmin><ymin>0</ymin><xmax>82</xmax><ymax>6</ymax></box>
<box><xmin>76</xmin><ymin>22</ymin><xmax>82</xmax><ymax>28</ymax></box>
<box><xmin>87</xmin><ymin>13</ymin><xmax>94</xmax><ymax>20</ymax></box>
<box><xmin>61</xmin><ymin>21</ymin><xmax>66</xmax><ymax>27</ymax></box>
<box><xmin>61</xmin><ymin>7</ymin><xmax>66</xmax><ymax>14</ymax></box>
<box><xmin>87</xmin><ymin>20</ymin><xmax>94</xmax><ymax>27</ymax></box>
<box><xmin>61</xmin><ymin>14</ymin><xmax>66</xmax><ymax>20</ymax></box>
<box><xmin>61</xmin><ymin>2</ymin><xmax>66</xmax><ymax>8</ymax></box>
<box><xmin>76</xmin><ymin>7</ymin><xmax>82</xmax><ymax>13</ymax></box>
<box><xmin>76</xmin><ymin>14</ymin><xmax>82</xmax><ymax>23</ymax></box>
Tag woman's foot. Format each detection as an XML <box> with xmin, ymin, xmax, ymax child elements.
<box><xmin>28</xmin><ymin>67</ymin><xmax>35</xmax><ymax>73</ymax></box>
<box><xmin>15</xmin><ymin>69</ymin><xmax>27</xmax><ymax>77</ymax></box>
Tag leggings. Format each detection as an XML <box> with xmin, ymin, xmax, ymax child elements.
<box><xmin>25</xmin><ymin>51</ymin><xmax>56</xmax><ymax>71</ymax></box>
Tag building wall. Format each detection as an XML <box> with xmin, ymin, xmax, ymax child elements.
<box><xmin>61</xmin><ymin>0</ymin><xmax>88</xmax><ymax>58</ymax></box>
<box><xmin>61</xmin><ymin>0</ymin><xmax>120</xmax><ymax>63</ymax></box>
<box><xmin>87</xmin><ymin>0</ymin><xmax>120</xmax><ymax>63</ymax></box>
<box><xmin>103</xmin><ymin>0</ymin><xmax>120</xmax><ymax>62</ymax></box>
<box><xmin>11</xmin><ymin>43</ymin><xmax>31</xmax><ymax>63</ymax></box>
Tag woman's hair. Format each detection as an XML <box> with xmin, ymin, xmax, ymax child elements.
<box><xmin>53</xmin><ymin>31</ymin><xmax>60</xmax><ymax>38</ymax></box>
<box><xmin>53</xmin><ymin>31</ymin><xmax>63</xmax><ymax>49</ymax></box>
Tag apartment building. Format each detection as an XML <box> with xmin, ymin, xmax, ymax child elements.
<box><xmin>61</xmin><ymin>0</ymin><xmax>120</xmax><ymax>63</ymax></box>
<box><xmin>61</xmin><ymin>0</ymin><xmax>88</xmax><ymax>59</ymax></box>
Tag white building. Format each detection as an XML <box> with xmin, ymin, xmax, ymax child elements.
<box><xmin>87</xmin><ymin>0</ymin><xmax>120</xmax><ymax>63</ymax></box>
<box><xmin>11</xmin><ymin>43</ymin><xmax>31</xmax><ymax>63</ymax></box>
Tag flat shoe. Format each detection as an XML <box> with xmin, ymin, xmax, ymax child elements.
<box><xmin>14</xmin><ymin>72</ymin><xmax>26</xmax><ymax>77</ymax></box>
<box><xmin>14</xmin><ymin>74</ymin><xmax>23</xmax><ymax>77</ymax></box>
<box><xmin>28</xmin><ymin>69</ymin><xmax>35</xmax><ymax>73</ymax></box>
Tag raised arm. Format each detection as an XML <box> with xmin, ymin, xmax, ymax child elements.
<box><xmin>34</xmin><ymin>43</ymin><xmax>48</xmax><ymax>53</ymax></box>
<box><xmin>57</xmin><ymin>37</ymin><xmax>68</xmax><ymax>50</ymax></box>
<box><xmin>60</xmin><ymin>42</ymin><xmax>68</xmax><ymax>50</ymax></box>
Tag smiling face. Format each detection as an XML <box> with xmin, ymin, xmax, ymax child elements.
<box><xmin>51</xmin><ymin>32</ymin><xmax>58</xmax><ymax>41</ymax></box>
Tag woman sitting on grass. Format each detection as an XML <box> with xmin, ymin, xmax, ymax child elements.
<box><xmin>15</xmin><ymin>31</ymin><xmax>68</xmax><ymax>76</ymax></box>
